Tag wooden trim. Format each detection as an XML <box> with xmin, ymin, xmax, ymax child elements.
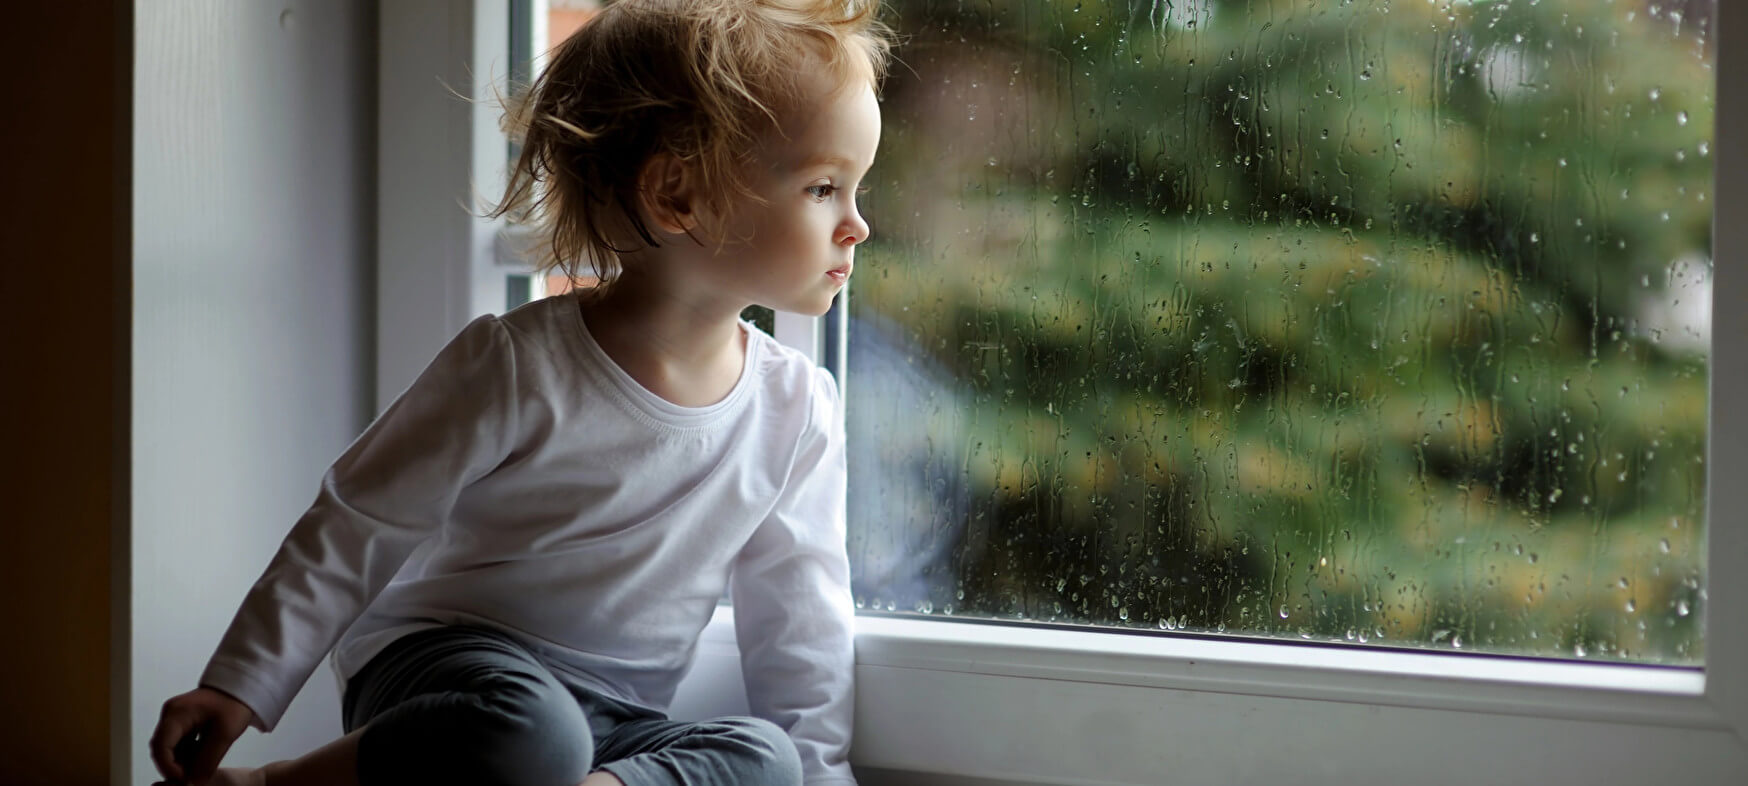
<box><xmin>1</xmin><ymin>3</ymin><xmax>130</xmax><ymax>785</ymax></box>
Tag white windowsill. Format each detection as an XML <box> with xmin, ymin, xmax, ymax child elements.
<box><xmin>849</xmin><ymin>614</ymin><xmax>1710</xmax><ymax>728</ymax></box>
<box><xmin>698</xmin><ymin>606</ymin><xmax>1711</xmax><ymax>730</ymax></box>
<box><xmin>684</xmin><ymin>607</ymin><xmax>1741</xmax><ymax>785</ymax></box>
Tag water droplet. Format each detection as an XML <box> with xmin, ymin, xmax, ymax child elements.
<box><xmin>1574</xmin><ymin>642</ymin><xmax>1589</xmax><ymax>657</ymax></box>
<box><xmin>1649</xmin><ymin>87</ymin><xmax>1661</xmax><ymax>101</ymax></box>
<box><xmin>1678</xmin><ymin>110</ymin><xmax>1689</xmax><ymax>126</ymax></box>
<box><xmin>1279</xmin><ymin>605</ymin><xmax>1290</xmax><ymax>619</ymax></box>
<box><xmin>1625</xmin><ymin>599</ymin><xmax>1637</xmax><ymax>613</ymax></box>
<box><xmin>1677</xmin><ymin>600</ymin><xmax>1691</xmax><ymax>616</ymax></box>
<box><xmin>1660</xmin><ymin>538</ymin><xmax>1671</xmax><ymax>553</ymax></box>
<box><xmin>1118</xmin><ymin>606</ymin><xmax>1129</xmax><ymax>621</ymax></box>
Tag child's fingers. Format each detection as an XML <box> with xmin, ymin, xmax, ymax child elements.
<box><xmin>148</xmin><ymin>709</ymin><xmax>193</xmax><ymax>781</ymax></box>
<box><xmin>186</xmin><ymin>726</ymin><xmax>237</xmax><ymax>786</ymax></box>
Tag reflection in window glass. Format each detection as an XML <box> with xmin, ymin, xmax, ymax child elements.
<box><xmin>847</xmin><ymin>0</ymin><xmax>1712</xmax><ymax>663</ymax></box>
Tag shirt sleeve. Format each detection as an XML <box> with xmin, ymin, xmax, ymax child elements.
<box><xmin>730</xmin><ymin>366</ymin><xmax>858</xmax><ymax>786</ymax></box>
<box><xmin>198</xmin><ymin>314</ymin><xmax>521</xmax><ymax>732</ymax></box>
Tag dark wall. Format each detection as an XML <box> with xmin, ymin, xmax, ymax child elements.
<box><xmin>1</xmin><ymin>2</ymin><xmax>131</xmax><ymax>785</ymax></box>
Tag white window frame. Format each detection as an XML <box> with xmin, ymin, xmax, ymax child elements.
<box><xmin>378</xmin><ymin>2</ymin><xmax>1748</xmax><ymax>782</ymax></box>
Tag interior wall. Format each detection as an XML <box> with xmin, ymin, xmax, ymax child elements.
<box><xmin>1</xmin><ymin>3</ymin><xmax>130</xmax><ymax>785</ymax></box>
<box><xmin>131</xmin><ymin>2</ymin><xmax>375</xmax><ymax>783</ymax></box>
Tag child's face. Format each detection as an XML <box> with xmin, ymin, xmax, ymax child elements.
<box><xmin>704</xmin><ymin>76</ymin><xmax>882</xmax><ymax>317</ymax></box>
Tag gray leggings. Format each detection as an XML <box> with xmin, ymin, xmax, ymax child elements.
<box><xmin>341</xmin><ymin>625</ymin><xmax>803</xmax><ymax>786</ymax></box>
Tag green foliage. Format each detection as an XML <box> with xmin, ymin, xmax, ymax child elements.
<box><xmin>848</xmin><ymin>0</ymin><xmax>1711</xmax><ymax>662</ymax></box>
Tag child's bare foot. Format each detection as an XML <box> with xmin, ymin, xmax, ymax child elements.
<box><xmin>209</xmin><ymin>767</ymin><xmax>267</xmax><ymax>786</ymax></box>
<box><xmin>151</xmin><ymin>767</ymin><xmax>264</xmax><ymax>786</ymax></box>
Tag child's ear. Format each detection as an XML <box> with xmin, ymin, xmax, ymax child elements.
<box><xmin>637</xmin><ymin>152</ymin><xmax>698</xmax><ymax>234</ymax></box>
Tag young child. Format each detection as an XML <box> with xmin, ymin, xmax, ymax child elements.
<box><xmin>148</xmin><ymin>2</ymin><xmax>891</xmax><ymax>784</ymax></box>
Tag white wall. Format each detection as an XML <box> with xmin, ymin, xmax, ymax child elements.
<box><xmin>132</xmin><ymin>1</ymin><xmax>375</xmax><ymax>783</ymax></box>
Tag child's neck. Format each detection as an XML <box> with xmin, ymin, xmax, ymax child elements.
<box><xmin>578</xmin><ymin>273</ymin><xmax>749</xmax><ymax>409</ymax></box>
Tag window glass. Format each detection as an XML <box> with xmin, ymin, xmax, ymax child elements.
<box><xmin>501</xmin><ymin>0</ymin><xmax>597</xmax><ymax>309</ymax></box>
<box><xmin>848</xmin><ymin>0</ymin><xmax>1713</xmax><ymax>664</ymax></box>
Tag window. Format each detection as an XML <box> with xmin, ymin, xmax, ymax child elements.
<box><xmin>381</xmin><ymin>0</ymin><xmax>1748</xmax><ymax>782</ymax></box>
<box><xmin>847</xmin><ymin>0</ymin><xmax>1713</xmax><ymax>665</ymax></box>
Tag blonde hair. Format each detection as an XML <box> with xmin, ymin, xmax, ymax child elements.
<box><xmin>491</xmin><ymin>0</ymin><xmax>894</xmax><ymax>293</ymax></box>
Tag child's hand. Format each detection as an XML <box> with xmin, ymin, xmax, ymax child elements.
<box><xmin>149</xmin><ymin>687</ymin><xmax>254</xmax><ymax>786</ymax></box>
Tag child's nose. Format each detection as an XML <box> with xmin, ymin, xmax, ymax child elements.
<box><xmin>838</xmin><ymin>207</ymin><xmax>870</xmax><ymax>247</ymax></box>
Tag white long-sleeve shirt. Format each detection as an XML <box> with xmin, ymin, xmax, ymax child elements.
<box><xmin>198</xmin><ymin>294</ymin><xmax>857</xmax><ymax>784</ymax></box>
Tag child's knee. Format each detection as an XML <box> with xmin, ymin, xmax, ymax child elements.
<box><xmin>429</xmin><ymin>680</ymin><xmax>595</xmax><ymax>786</ymax></box>
<box><xmin>717</xmin><ymin>717</ymin><xmax>802</xmax><ymax>786</ymax></box>
<box><xmin>389</xmin><ymin>674</ymin><xmax>594</xmax><ymax>786</ymax></box>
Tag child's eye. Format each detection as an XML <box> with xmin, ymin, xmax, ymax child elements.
<box><xmin>806</xmin><ymin>184</ymin><xmax>837</xmax><ymax>199</ymax></box>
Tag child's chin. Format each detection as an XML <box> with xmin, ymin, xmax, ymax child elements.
<box><xmin>777</xmin><ymin>300</ymin><xmax>834</xmax><ymax>318</ymax></box>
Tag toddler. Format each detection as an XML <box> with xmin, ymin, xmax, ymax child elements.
<box><xmin>149</xmin><ymin>1</ymin><xmax>891</xmax><ymax>784</ymax></box>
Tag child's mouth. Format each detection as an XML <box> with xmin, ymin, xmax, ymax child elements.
<box><xmin>827</xmin><ymin>264</ymin><xmax>852</xmax><ymax>283</ymax></box>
